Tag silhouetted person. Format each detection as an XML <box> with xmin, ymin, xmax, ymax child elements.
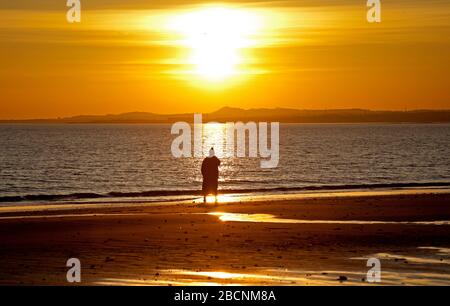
<box><xmin>201</xmin><ymin>148</ymin><xmax>221</xmax><ymax>203</ymax></box>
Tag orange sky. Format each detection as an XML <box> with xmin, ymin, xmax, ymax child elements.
<box><xmin>1</xmin><ymin>0</ymin><xmax>449</xmax><ymax>119</ymax></box>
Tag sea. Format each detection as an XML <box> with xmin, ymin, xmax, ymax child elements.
<box><xmin>0</xmin><ymin>123</ymin><xmax>449</xmax><ymax>205</ymax></box>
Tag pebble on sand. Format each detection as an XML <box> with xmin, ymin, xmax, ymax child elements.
<box><xmin>338</xmin><ymin>276</ymin><xmax>348</xmax><ymax>281</ymax></box>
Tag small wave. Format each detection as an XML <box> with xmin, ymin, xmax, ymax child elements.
<box><xmin>0</xmin><ymin>182</ymin><xmax>449</xmax><ymax>204</ymax></box>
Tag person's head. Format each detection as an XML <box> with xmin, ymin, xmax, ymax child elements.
<box><xmin>209</xmin><ymin>147</ymin><xmax>215</xmax><ymax>158</ymax></box>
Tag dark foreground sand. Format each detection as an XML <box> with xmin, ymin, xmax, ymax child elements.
<box><xmin>1</xmin><ymin>192</ymin><xmax>450</xmax><ymax>285</ymax></box>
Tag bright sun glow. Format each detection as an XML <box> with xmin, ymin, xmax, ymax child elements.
<box><xmin>167</xmin><ymin>7</ymin><xmax>261</xmax><ymax>81</ymax></box>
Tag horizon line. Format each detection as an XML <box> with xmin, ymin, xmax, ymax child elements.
<box><xmin>2</xmin><ymin>107</ymin><xmax>450</xmax><ymax>121</ymax></box>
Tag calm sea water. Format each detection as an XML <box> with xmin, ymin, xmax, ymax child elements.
<box><xmin>0</xmin><ymin>123</ymin><xmax>449</xmax><ymax>204</ymax></box>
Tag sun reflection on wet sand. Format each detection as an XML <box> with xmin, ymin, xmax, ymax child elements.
<box><xmin>209</xmin><ymin>212</ymin><xmax>298</xmax><ymax>223</ymax></box>
<box><xmin>94</xmin><ymin>246</ymin><xmax>450</xmax><ymax>286</ymax></box>
<box><xmin>193</xmin><ymin>194</ymin><xmax>242</xmax><ymax>204</ymax></box>
<box><xmin>170</xmin><ymin>270</ymin><xmax>263</xmax><ymax>280</ymax></box>
<box><xmin>208</xmin><ymin>212</ymin><xmax>450</xmax><ymax>225</ymax></box>
<box><xmin>93</xmin><ymin>269</ymin><xmax>365</xmax><ymax>286</ymax></box>
<box><xmin>92</xmin><ymin>265</ymin><xmax>450</xmax><ymax>286</ymax></box>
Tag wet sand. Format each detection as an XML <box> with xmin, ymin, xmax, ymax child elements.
<box><xmin>0</xmin><ymin>192</ymin><xmax>450</xmax><ymax>285</ymax></box>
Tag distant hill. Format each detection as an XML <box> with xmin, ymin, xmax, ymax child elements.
<box><xmin>1</xmin><ymin>108</ymin><xmax>450</xmax><ymax>124</ymax></box>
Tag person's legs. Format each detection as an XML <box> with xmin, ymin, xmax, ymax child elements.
<box><xmin>203</xmin><ymin>194</ymin><xmax>207</xmax><ymax>203</ymax></box>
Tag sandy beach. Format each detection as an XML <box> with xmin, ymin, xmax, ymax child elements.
<box><xmin>1</xmin><ymin>191</ymin><xmax>450</xmax><ymax>286</ymax></box>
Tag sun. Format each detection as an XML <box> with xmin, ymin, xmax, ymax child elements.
<box><xmin>167</xmin><ymin>6</ymin><xmax>261</xmax><ymax>82</ymax></box>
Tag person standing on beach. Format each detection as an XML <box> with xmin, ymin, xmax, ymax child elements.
<box><xmin>201</xmin><ymin>147</ymin><xmax>221</xmax><ymax>203</ymax></box>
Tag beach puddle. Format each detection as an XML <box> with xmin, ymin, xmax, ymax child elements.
<box><xmin>351</xmin><ymin>246</ymin><xmax>450</xmax><ymax>285</ymax></box>
<box><xmin>208</xmin><ymin>212</ymin><xmax>300</xmax><ymax>223</ymax></box>
<box><xmin>418</xmin><ymin>246</ymin><xmax>450</xmax><ymax>255</ymax></box>
<box><xmin>208</xmin><ymin>212</ymin><xmax>450</xmax><ymax>225</ymax></box>
<box><xmin>353</xmin><ymin>246</ymin><xmax>450</xmax><ymax>265</ymax></box>
<box><xmin>363</xmin><ymin>253</ymin><xmax>449</xmax><ymax>265</ymax></box>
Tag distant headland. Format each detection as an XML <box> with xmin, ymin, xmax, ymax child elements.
<box><xmin>1</xmin><ymin>107</ymin><xmax>450</xmax><ymax>124</ymax></box>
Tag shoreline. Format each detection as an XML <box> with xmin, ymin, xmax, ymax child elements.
<box><xmin>1</xmin><ymin>187</ymin><xmax>449</xmax><ymax>215</ymax></box>
<box><xmin>2</xmin><ymin>181</ymin><xmax>450</xmax><ymax>205</ymax></box>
